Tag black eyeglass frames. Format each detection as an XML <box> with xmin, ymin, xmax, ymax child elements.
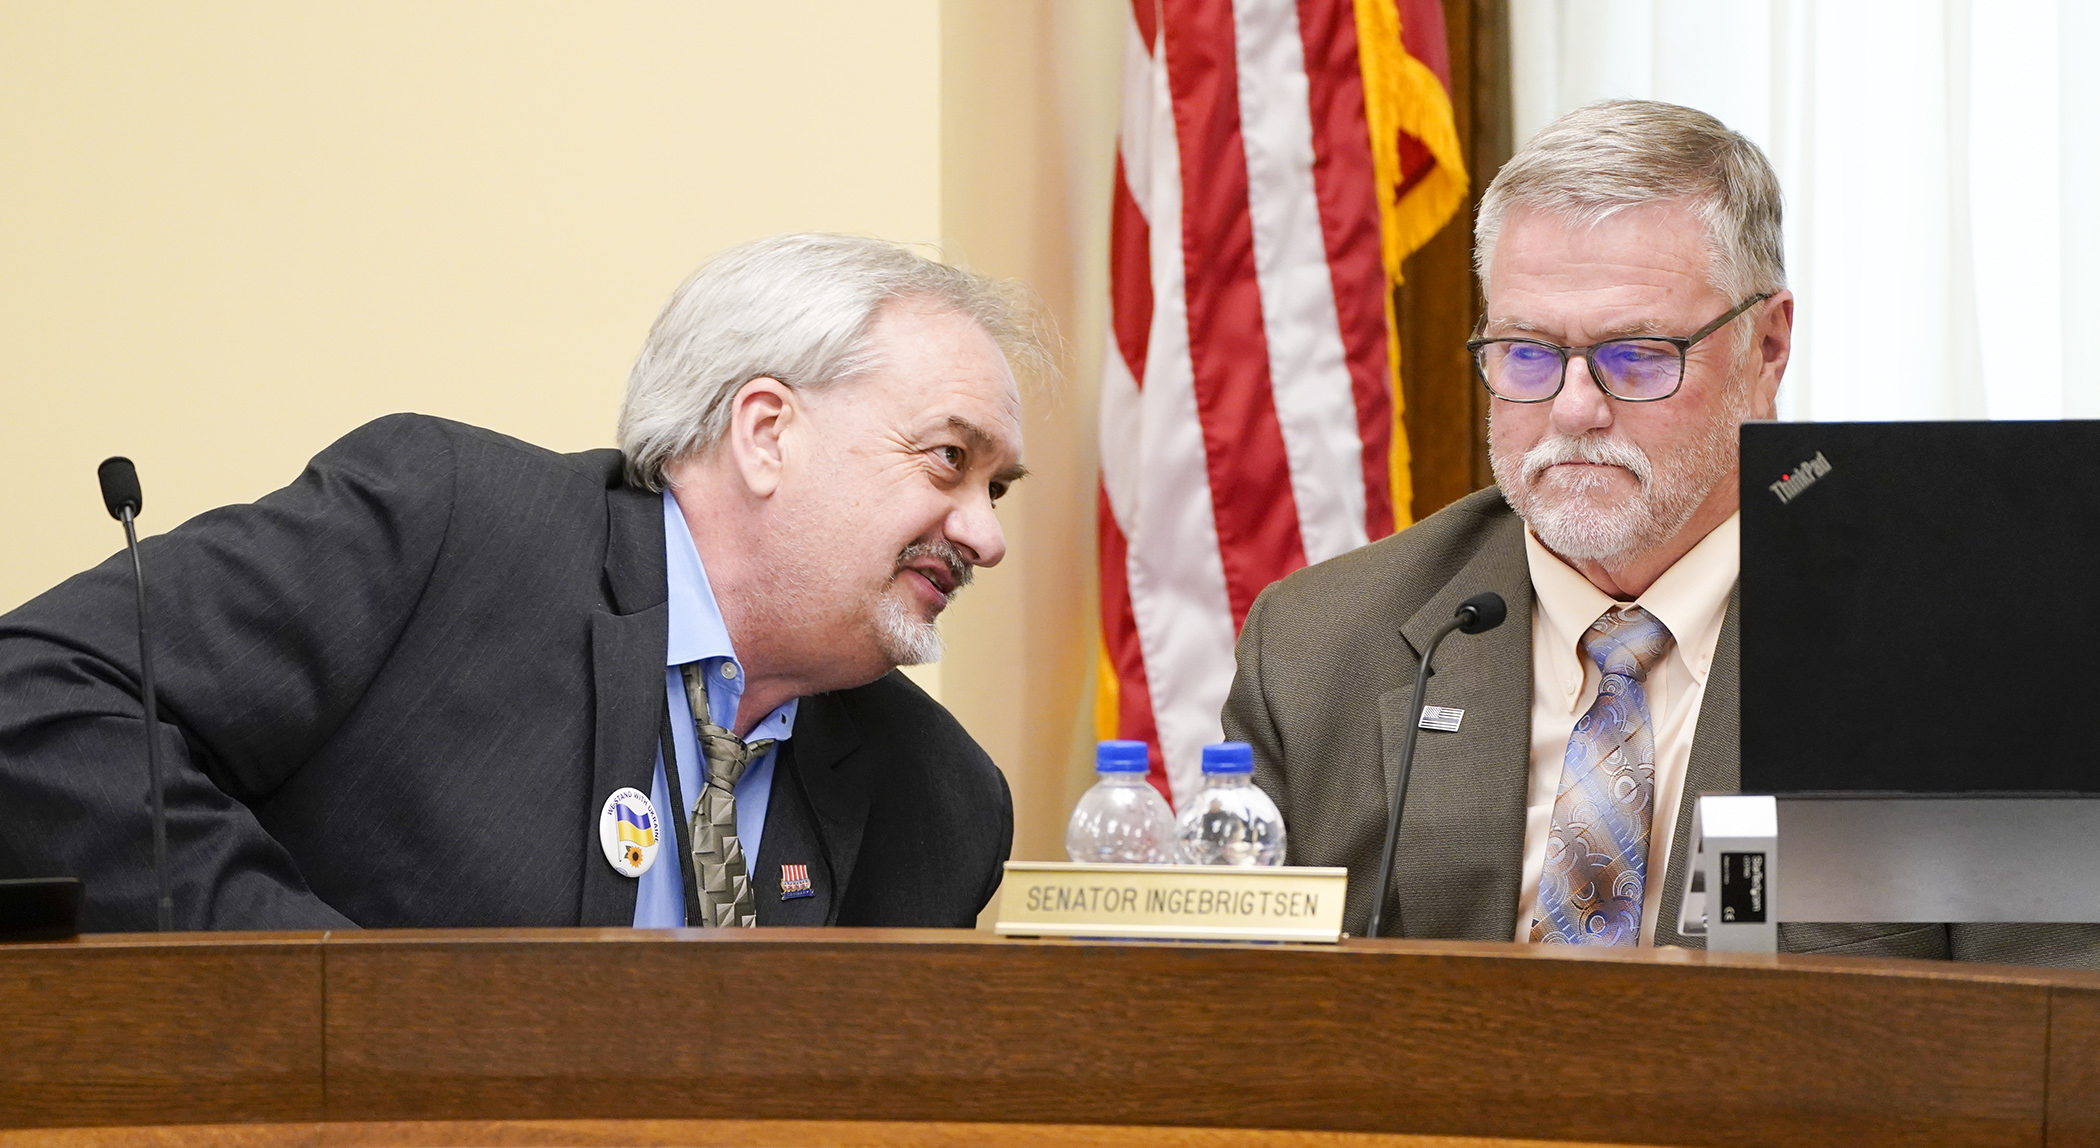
<box><xmin>1465</xmin><ymin>292</ymin><xmax>1774</xmax><ymax>403</ymax></box>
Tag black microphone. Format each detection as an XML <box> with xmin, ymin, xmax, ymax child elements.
<box><xmin>98</xmin><ymin>457</ymin><xmax>172</xmax><ymax>932</ymax></box>
<box><xmin>1363</xmin><ymin>591</ymin><xmax>1506</xmax><ymax>940</ymax></box>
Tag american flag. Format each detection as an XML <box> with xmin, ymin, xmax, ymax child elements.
<box><xmin>1097</xmin><ymin>0</ymin><xmax>1466</xmax><ymax>806</ymax></box>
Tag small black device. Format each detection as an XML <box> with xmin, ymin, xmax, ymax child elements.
<box><xmin>1740</xmin><ymin>420</ymin><xmax>2100</xmax><ymax>795</ymax></box>
<box><xmin>1364</xmin><ymin>592</ymin><xmax>1507</xmax><ymax>938</ymax></box>
<box><xmin>0</xmin><ymin>877</ymin><xmax>83</xmax><ymax>941</ymax></box>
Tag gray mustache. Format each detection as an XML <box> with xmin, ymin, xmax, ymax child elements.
<box><xmin>1520</xmin><ymin>435</ymin><xmax>1653</xmax><ymax>488</ymax></box>
<box><xmin>895</xmin><ymin>541</ymin><xmax>973</xmax><ymax>597</ymax></box>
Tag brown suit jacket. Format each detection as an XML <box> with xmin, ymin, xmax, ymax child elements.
<box><xmin>1224</xmin><ymin>487</ymin><xmax>2100</xmax><ymax>967</ymax></box>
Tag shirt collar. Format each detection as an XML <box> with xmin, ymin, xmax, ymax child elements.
<box><xmin>663</xmin><ymin>489</ymin><xmax>736</xmax><ymax>668</ymax></box>
<box><xmin>662</xmin><ymin>489</ymin><xmax>798</xmax><ymax>738</ymax></box>
<box><xmin>1634</xmin><ymin>512</ymin><xmax>1738</xmax><ymax>686</ymax></box>
<box><xmin>1525</xmin><ymin>529</ymin><xmax>1615</xmax><ymax>710</ymax></box>
<box><xmin>1524</xmin><ymin>512</ymin><xmax>1740</xmax><ymax>692</ymax></box>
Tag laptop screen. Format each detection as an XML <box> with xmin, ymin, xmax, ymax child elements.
<box><xmin>1739</xmin><ymin>420</ymin><xmax>2100</xmax><ymax>794</ymax></box>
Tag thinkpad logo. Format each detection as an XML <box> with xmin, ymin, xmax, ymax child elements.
<box><xmin>1769</xmin><ymin>451</ymin><xmax>1833</xmax><ymax>504</ymax></box>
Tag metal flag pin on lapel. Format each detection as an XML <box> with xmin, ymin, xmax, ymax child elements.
<box><xmin>598</xmin><ymin>787</ymin><xmax>661</xmax><ymax>878</ymax></box>
<box><xmin>780</xmin><ymin>864</ymin><xmax>813</xmax><ymax>900</ymax></box>
<box><xmin>1418</xmin><ymin>706</ymin><xmax>1465</xmax><ymax>732</ymax></box>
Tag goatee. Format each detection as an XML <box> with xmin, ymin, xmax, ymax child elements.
<box><xmin>874</xmin><ymin>540</ymin><xmax>973</xmax><ymax>666</ymax></box>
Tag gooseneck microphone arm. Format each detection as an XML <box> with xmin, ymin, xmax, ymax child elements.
<box><xmin>1363</xmin><ymin>591</ymin><xmax>1506</xmax><ymax>940</ymax></box>
<box><xmin>123</xmin><ymin>504</ymin><xmax>171</xmax><ymax>933</ymax></box>
<box><xmin>99</xmin><ymin>457</ymin><xmax>171</xmax><ymax>933</ymax></box>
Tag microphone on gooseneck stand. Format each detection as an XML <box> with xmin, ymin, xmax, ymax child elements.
<box><xmin>1363</xmin><ymin>591</ymin><xmax>1507</xmax><ymax>940</ymax></box>
<box><xmin>98</xmin><ymin>457</ymin><xmax>173</xmax><ymax>933</ymax></box>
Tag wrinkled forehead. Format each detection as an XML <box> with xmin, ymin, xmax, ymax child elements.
<box><xmin>1483</xmin><ymin>203</ymin><xmax>1724</xmax><ymax>325</ymax></box>
<box><xmin>1487</xmin><ymin>201</ymin><xmax>1720</xmax><ymax>288</ymax></box>
<box><xmin>856</xmin><ymin>306</ymin><xmax>1023</xmax><ymax>434</ymax></box>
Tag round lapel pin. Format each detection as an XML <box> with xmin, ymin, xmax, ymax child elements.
<box><xmin>599</xmin><ymin>787</ymin><xmax>661</xmax><ymax>878</ymax></box>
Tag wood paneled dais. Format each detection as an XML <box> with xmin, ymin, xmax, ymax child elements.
<box><xmin>0</xmin><ymin>932</ymin><xmax>323</xmax><ymax>1127</ymax></box>
<box><xmin>322</xmin><ymin>930</ymin><xmax>2051</xmax><ymax>1147</ymax></box>
<box><xmin>8</xmin><ymin>929</ymin><xmax>2099</xmax><ymax>1147</ymax></box>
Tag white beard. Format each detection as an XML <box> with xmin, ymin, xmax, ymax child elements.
<box><xmin>870</xmin><ymin>539</ymin><xmax>972</xmax><ymax>666</ymax></box>
<box><xmin>874</xmin><ymin>589</ymin><xmax>945</xmax><ymax>666</ymax></box>
<box><xmin>1491</xmin><ymin>389</ymin><xmax>1749</xmax><ymax>565</ymax></box>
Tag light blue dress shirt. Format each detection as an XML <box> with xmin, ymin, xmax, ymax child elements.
<box><xmin>632</xmin><ymin>491</ymin><xmax>800</xmax><ymax>927</ymax></box>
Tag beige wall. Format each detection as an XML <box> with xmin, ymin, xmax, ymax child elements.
<box><xmin>0</xmin><ymin>3</ymin><xmax>1115</xmax><ymax>874</ymax></box>
<box><xmin>938</xmin><ymin>0</ymin><xmax>1120</xmax><ymax>868</ymax></box>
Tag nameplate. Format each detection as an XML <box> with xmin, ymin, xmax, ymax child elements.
<box><xmin>992</xmin><ymin>862</ymin><xmax>1349</xmax><ymax>943</ymax></box>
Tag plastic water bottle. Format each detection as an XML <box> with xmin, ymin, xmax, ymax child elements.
<box><xmin>1176</xmin><ymin>742</ymin><xmax>1287</xmax><ymax>866</ymax></box>
<box><xmin>1065</xmin><ymin>740</ymin><xmax>1180</xmax><ymax>864</ymax></box>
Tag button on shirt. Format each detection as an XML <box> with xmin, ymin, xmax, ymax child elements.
<box><xmin>1514</xmin><ymin>513</ymin><xmax>1738</xmax><ymax>945</ymax></box>
<box><xmin>632</xmin><ymin>491</ymin><xmax>799</xmax><ymax>928</ymax></box>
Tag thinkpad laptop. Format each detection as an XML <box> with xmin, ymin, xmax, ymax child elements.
<box><xmin>1739</xmin><ymin>419</ymin><xmax>2100</xmax><ymax>795</ymax></box>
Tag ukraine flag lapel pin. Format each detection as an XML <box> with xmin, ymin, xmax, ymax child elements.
<box><xmin>598</xmin><ymin>787</ymin><xmax>661</xmax><ymax>878</ymax></box>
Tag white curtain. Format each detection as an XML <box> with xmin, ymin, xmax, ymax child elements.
<box><xmin>1509</xmin><ymin>0</ymin><xmax>2100</xmax><ymax>421</ymax></box>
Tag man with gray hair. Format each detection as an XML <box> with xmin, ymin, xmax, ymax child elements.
<box><xmin>1226</xmin><ymin>100</ymin><xmax>2095</xmax><ymax>965</ymax></box>
<box><xmin>0</xmin><ymin>233</ymin><xmax>1041</xmax><ymax>933</ymax></box>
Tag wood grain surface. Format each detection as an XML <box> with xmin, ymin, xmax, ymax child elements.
<box><xmin>0</xmin><ymin>1118</ymin><xmax>1686</xmax><ymax>1147</ymax></box>
<box><xmin>9</xmin><ymin>930</ymin><xmax>2100</xmax><ymax>1146</ymax></box>
<box><xmin>2048</xmin><ymin>984</ymin><xmax>2100</xmax><ymax>1147</ymax></box>
<box><xmin>0</xmin><ymin>932</ymin><xmax>324</xmax><ymax>1127</ymax></box>
<box><xmin>323</xmin><ymin>930</ymin><xmax>2057</xmax><ymax>1147</ymax></box>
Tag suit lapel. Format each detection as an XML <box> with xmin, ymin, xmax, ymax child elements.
<box><xmin>578</xmin><ymin>484</ymin><xmax>669</xmax><ymax>927</ymax></box>
<box><xmin>773</xmin><ymin>691</ymin><xmax>869</xmax><ymax>924</ymax></box>
<box><xmin>753</xmin><ymin>742</ymin><xmax>830</xmax><ymax>925</ymax></box>
<box><xmin>1384</xmin><ymin>516</ymin><xmax>1536</xmax><ymax>941</ymax></box>
<box><xmin>1655</xmin><ymin>583</ymin><xmax>1741</xmax><ymax>948</ymax></box>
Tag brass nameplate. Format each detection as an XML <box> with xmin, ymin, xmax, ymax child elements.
<box><xmin>993</xmin><ymin>862</ymin><xmax>1349</xmax><ymax>943</ymax></box>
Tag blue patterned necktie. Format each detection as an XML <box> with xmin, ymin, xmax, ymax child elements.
<box><xmin>1531</xmin><ymin>604</ymin><xmax>1676</xmax><ymax>946</ymax></box>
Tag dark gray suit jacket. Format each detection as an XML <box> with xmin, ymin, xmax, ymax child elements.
<box><xmin>1225</xmin><ymin>487</ymin><xmax>2100</xmax><ymax>967</ymax></box>
<box><xmin>0</xmin><ymin>414</ymin><xmax>1011</xmax><ymax>932</ymax></box>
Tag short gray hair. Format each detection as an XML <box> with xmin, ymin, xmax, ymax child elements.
<box><xmin>617</xmin><ymin>233</ymin><xmax>1054</xmax><ymax>491</ymax></box>
<box><xmin>1475</xmin><ymin>100</ymin><xmax>1785</xmax><ymax>303</ymax></box>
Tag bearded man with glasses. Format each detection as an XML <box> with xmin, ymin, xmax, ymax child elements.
<box><xmin>1224</xmin><ymin>99</ymin><xmax>2098</xmax><ymax>967</ymax></box>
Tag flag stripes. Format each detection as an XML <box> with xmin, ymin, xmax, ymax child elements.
<box><xmin>1099</xmin><ymin>0</ymin><xmax>1463</xmax><ymax>806</ymax></box>
<box><xmin>1297</xmin><ymin>0</ymin><xmax>1399</xmax><ymax>536</ymax></box>
<box><xmin>1164</xmin><ymin>1</ymin><xmax>1310</xmax><ymax>629</ymax></box>
<box><xmin>1234</xmin><ymin>0</ymin><xmax>1377</xmax><ymax>570</ymax></box>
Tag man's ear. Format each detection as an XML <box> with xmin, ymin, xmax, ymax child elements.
<box><xmin>1753</xmin><ymin>290</ymin><xmax>1795</xmax><ymax>419</ymax></box>
<box><xmin>728</xmin><ymin>377</ymin><xmax>795</xmax><ymax>497</ymax></box>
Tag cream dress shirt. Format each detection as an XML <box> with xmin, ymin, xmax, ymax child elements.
<box><xmin>1513</xmin><ymin>513</ymin><xmax>1739</xmax><ymax>945</ymax></box>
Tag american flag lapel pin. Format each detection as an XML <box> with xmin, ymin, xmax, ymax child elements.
<box><xmin>780</xmin><ymin>863</ymin><xmax>813</xmax><ymax>900</ymax></box>
<box><xmin>1418</xmin><ymin>705</ymin><xmax>1465</xmax><ymax>732</ymax></box>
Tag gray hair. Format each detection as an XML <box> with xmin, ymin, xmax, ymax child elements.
<box><xmin>617</xmin><ymin>233</ymin><xmax>1054</xmax><ymax>491</ymax></box>
<box><xmin>1475</xmin><ymin>100</ymin><xmax>1786</xmax><ymax>306</ymax></box>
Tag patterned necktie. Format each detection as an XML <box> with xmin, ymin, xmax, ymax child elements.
<box><xmin>681</xmin><ymin>663</ymin><xmax>773</xmax><ymax>928</ymax></box>
<box><xmin>1531</xmin><ymin>604</ymin><xmax>1675</xmax><ymax>947</ymax></box>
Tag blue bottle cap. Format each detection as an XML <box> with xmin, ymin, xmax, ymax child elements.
<box><xmin>1201</xmin><ymin>741</ymin><xmax>1254</xmax><ymax>773</ymax></box>
<box><xmin>1095</xmin><ymin>740</ymin><xmax>1151</xmax><ymax>772</ymax></box>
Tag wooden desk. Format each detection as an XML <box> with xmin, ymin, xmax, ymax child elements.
<box><xmin>2</xmin><ymin>930</ymin><xmax>2096</xmax><ymax>1147</ymax></box>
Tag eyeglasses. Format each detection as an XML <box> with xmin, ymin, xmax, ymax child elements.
<box><xmin>1466</xmin><ymin>293</ymin><xmax>1773</xmax><ymax>403</ymax></box>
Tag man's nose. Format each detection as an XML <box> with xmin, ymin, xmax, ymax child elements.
<box><xmin>1549</xmin><ymin>355</ymin><xmax>1614</xmax><ymax>436</ymax></box>
<box><xmin>948</xmin><ymin>491</ymin><xmax>1007</xmax><ymax>569</ymax></box>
